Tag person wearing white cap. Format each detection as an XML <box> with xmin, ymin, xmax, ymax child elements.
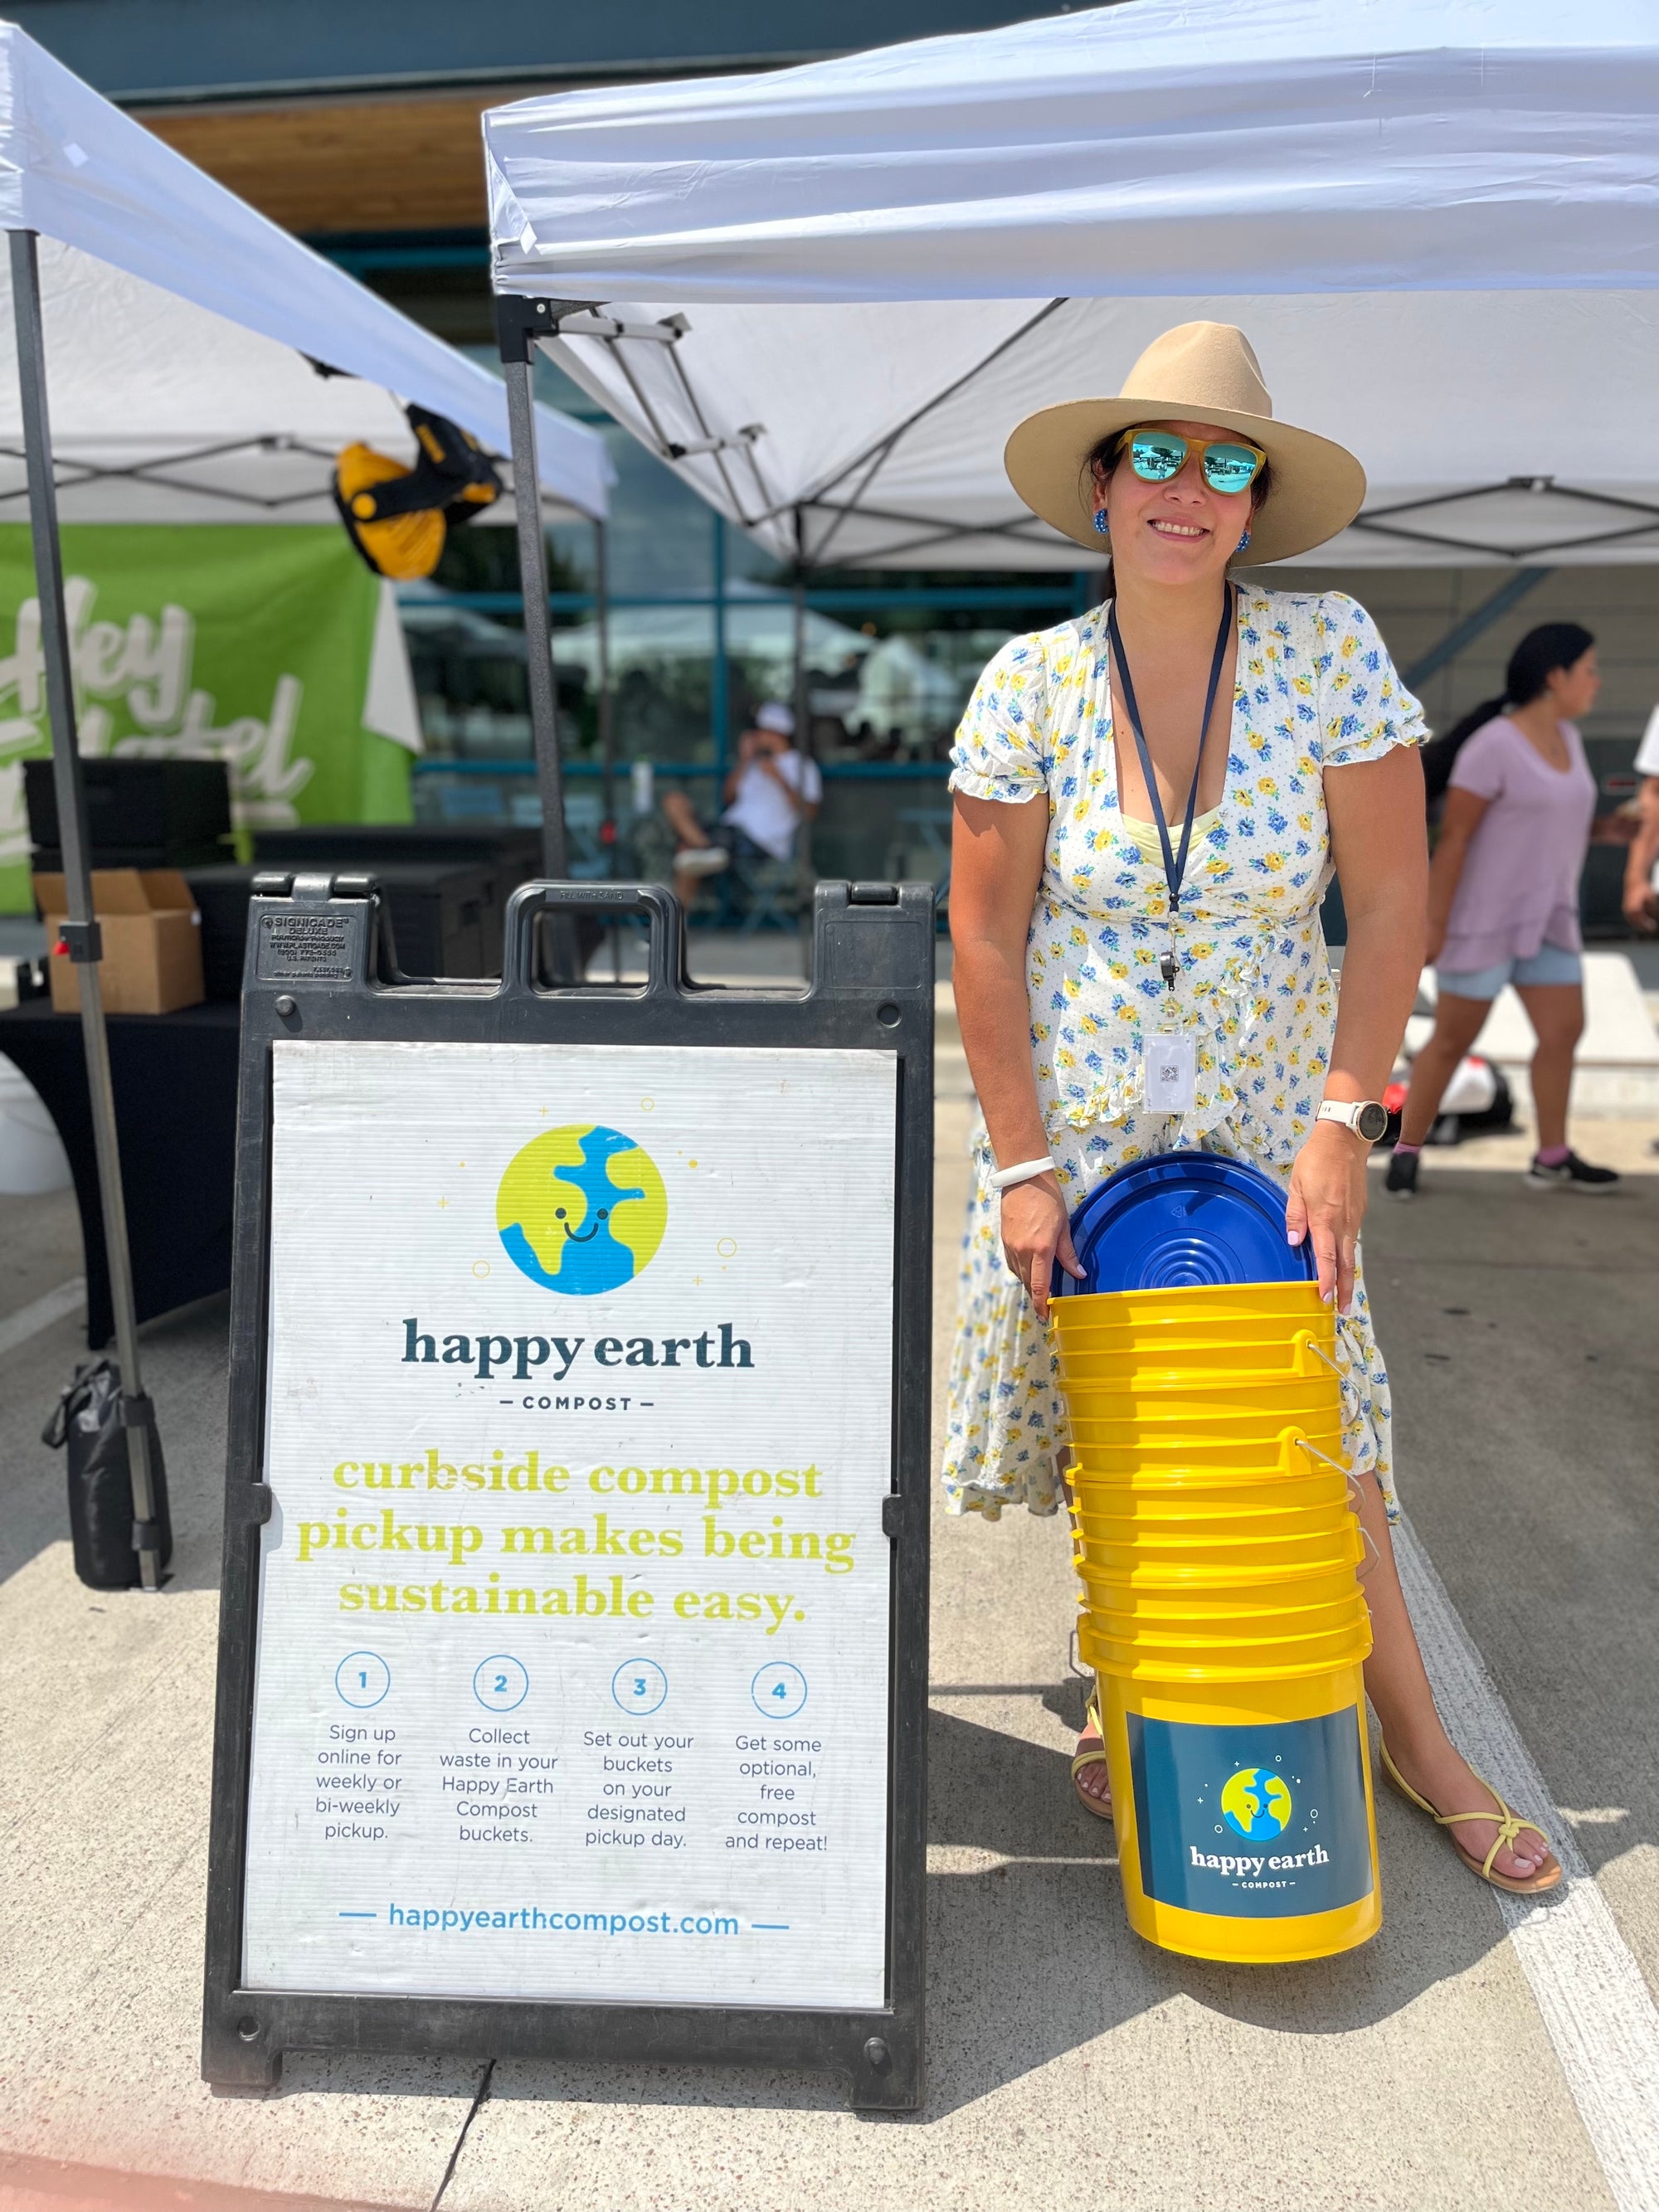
<box><xmin>661</xmin><ymin>701</ymin><xmax>823</xmax><ymax>912</ymax></box>
<box><xmin>945</xmin><ymin>320</ymin><xmax>1559</xmax><ymax>1894</ymax></box>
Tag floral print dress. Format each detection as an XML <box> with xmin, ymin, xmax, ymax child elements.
<box><xmin>943</xmin><ymin>586</ymin><xmax>1425</xmax><ymax>1523</ymax></box>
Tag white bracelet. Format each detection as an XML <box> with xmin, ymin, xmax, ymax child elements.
<box><xmin>989</xmin><ymin>1156</ymin><xmax>1054</xmax><ymax>1193</ymax></box>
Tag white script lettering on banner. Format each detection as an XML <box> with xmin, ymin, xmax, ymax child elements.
<box><xmin>0</xmin><ymin>576</ymin><xmax>313</xmax><ymax>875</ymax></box>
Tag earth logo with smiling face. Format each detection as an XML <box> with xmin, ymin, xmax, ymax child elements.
<box><xmin>1220</xmin><ymin>1766</ymin><xmax>1293</xmax><ymax>1841</ymax></box>
<box><xmin>495</xmin><ymin>1125</ymin><xmax>667</xmax><ymax>1296</ymax></box>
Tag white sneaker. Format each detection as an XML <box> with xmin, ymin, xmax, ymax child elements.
<box><xmin>675</xmin><ymin>844</ymin><xmax>730</xmax><ymax>877</ymax></box>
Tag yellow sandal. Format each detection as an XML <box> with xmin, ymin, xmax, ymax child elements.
<box><xmin>1071</xmin><ymin>1695</ymin><xmax>1114</xmax><ymax>1821</ymax></box>
<box><xmin>1380</xmin><ymin>1743</ymin><xmax>1561</xmax><ymax>1895</ymax></box>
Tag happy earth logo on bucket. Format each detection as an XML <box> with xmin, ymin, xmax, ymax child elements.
<box><xmin>495</xmin><ymin>1125</ymin><xmax>668</xmax><ymax>1296</ymax></box>
<box><xmin>1220</xmin><ymin>1766</ymin><xmax>1293</xmax><ymax>1841</ymax></box>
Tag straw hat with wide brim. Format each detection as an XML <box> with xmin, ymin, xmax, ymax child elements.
<box><xmin>1005</xmin><ymin>323</ymin><xmax>1366</xmax><ymax>566</ymax></box>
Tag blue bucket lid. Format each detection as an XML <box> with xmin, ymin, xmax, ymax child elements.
<box><xmin>1057</xmin><ymin>1150</ymin><xmax>1316</xmax><ymax>1296</ymax></box>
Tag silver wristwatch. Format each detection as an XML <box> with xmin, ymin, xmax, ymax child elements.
<box><xmin>1316</xmin><ymin>1098</ymin><xmax>1389</xmax><ymax>1143</ymax></box>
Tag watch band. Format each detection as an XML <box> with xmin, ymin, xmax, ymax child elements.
<box><xmin>1316</xmin><ymin>1099</ymin><xmax>1389</xmax><ymax>1142</ymax></box>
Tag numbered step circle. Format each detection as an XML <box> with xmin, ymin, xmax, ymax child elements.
<box><xmin>335</xmin><ymin>1650</ymin><xmax>390</xmax><ymax>1709</ymax></box>
<box><xmin>751</xmin><ymin>1662</ymin><xmax>808</xmax><ymax>1719</ymax></box>
<box><xmin>611</xmin><ymin>1659</ymin><xmax>668</xmax><ymax>1717</ymax></box>
<box><xmin>473</xmin><ymin>1655</ymin><xmax>530</xmax><ymax>1713</ymax></box>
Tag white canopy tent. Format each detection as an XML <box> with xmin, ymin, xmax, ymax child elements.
<box><xmin>483</xmin><ymin>0</ymin><xmax>1659</xmax><ymax>570</ymax></box>
<box><xmin>0</xmin><ymin>21</ymin><xmax>611</xmax><ymax>1586</ymax></box>
<box><xmin>0</xmin><ymin>22</ymin><xmax>611</xmax><ymax>523</ymax></box>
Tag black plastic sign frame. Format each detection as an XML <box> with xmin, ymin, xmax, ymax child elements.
<box><xmin>202</xmin><ymin>877</ymin><xmax>932</xmax><ymax>2111</ymax></box>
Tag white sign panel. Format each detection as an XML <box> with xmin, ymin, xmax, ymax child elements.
<box><xmin>241</xmin><ymin>1040</ymin><xmax>896</xmax><ymax>2011</ymax></box>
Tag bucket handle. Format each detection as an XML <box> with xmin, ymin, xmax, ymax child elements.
<box><xmin>1297</xmin><ymin>1333</ymin><xmax>1344</xmax><ymax>1380</ymax></box>
<box><xmin>1292</xmin><ymin>1433</ymin><xmax>1382</xmax><ymax>1581</ymax></box>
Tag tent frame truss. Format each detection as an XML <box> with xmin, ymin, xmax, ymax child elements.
<box><xmin>545</xmin><ymin>299</ymin><xmax>1659</xmax><ymax>569</ymax></box>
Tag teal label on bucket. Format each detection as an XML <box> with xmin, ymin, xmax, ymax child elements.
<box><xmin>1127</xmin><ymin>1707</ymin><xmax>1372</xmax><ymax>1918</ymax></box>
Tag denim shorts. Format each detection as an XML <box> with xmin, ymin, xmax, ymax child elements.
<box><xmin>1438</xmin><ymin>942</ymin><xmax>1582</xmax><ymax>1001</ymax></box>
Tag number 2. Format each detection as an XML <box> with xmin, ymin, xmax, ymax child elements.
<box><xmin>494</xmin><ymin>1674</ymin><xmax>508</xmax><ymax>1694</ymax></box>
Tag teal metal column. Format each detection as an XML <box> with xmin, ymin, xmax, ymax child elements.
<box><xmin>711</xmin><ymin>509</ymin><xmax>730</xmax><ymax>787</ymax></box>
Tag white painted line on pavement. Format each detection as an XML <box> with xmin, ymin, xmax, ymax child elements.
<box><xmin>1396</xmin><ymin>1513</ymin><xmax>1659</xmax><ymax>2212</ymax></box>
<box><xmin>0</xmin><ymin>1275</ymin><xmax>85</xmax><ymax>1359</ymax></box>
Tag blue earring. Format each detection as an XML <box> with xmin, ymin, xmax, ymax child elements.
<box><xmin>1236</xmin><ymin>527</ymin><xmax>1252</xmax><ymax>552</ymax></box>
<box><xmin>1092</xmin><ymin>509</ymin><xmax>1111</xmax><ymax>537</ymax></box>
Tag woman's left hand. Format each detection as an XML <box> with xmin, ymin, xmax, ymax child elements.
<box><xmin>1286</xmin><ymin>1123</ymin><xmax>1370</xmax><ymax>1311</ymax></box>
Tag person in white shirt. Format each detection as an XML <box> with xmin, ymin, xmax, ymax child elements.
<box><xmin>662</xmin><ymin>702</ymin><xmax>823</xmax><ymax>912</ymax></box>
<box><xmin>1623</xmin><ymin>702</ymin><xmax>1659</xmax><ymax>932</ymax></box>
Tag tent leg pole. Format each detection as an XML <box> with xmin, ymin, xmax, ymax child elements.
<box><xmin>791</xmin><ymin>508</ymin><xmax>810</xmax><ymax>755</ymax></box>
<box><xmin>595</xmin><ymin>515</ymin><xmax>620</xmax><ymax>984</ymax></box>
<box><xmin>792</xmin><ymin>508</ymin><xmax>811</xmax><ymax>980</ymax></box>
<box><xmin>499</xmin><ymin>343</ymin><xmax>577</xmax><ymax>980</ymax></box>
<box><xmin>8</xmin><ymin>227</ymin><xmax>163</xmax><ymax>1592</ymax></box>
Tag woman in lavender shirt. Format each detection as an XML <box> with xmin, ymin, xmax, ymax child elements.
<box><xmin>1389</xmin><ymin>624</ymin><xmax>1617</xmax><ymax>1195</ymax></box>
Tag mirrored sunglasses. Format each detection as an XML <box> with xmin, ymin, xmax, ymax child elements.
<box><xmin>1127</xmin><ymin>428</ymin><xmax>1267</xmax><ymax>496</ymax></box>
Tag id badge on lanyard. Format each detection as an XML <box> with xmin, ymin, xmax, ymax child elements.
<box><xmin>1109</xmin><ymin>588</ymin><xmax>1233</xmax><ymax>1125</ymax></box>
<box><xmin>1143</xmin><ymin>1030</ymin><xmax>1196</xmax><ymax>1114</ymax></box>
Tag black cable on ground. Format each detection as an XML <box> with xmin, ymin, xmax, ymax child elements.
<box><xmin>430</xmin><ymin>2057</ymin><xmax>495</xmax><ymax>2211</ymax></box>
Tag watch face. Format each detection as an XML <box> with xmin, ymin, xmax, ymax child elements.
<box><xmin>1356</xmin><ymin>1101</ymin><xmax>1389</xmax><ymax>1142</ymax></box>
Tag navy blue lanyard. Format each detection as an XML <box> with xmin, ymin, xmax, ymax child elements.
<box><xmin>1107</xmin><ymin>586</ymin><xmax>1234</xmax><ymax>984</ymax></box>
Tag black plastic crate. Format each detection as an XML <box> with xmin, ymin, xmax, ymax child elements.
<box><xmin>27</xmin><ymin>756</ymin><xmax>232</xmax><ymax>870</ymax></box>
<box><xmin>187</xmin><ymin>862</ymin><xmax>498</xmax><ymax>996</ymax></box>
<box><xmin>253</xmin><ymin>822</ymin><xmax>542</xmax><ymax>887</ymax></box>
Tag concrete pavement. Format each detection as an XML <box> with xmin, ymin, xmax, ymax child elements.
<box><xmin>2</xmin><ymin>1093</ymin><xmax>1656</xmax><ymax>2210</ymax></box>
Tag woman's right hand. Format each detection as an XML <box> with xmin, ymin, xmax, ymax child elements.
<box><xmin>999</xmin><ymin>1172</ymin><xmax>1084</xmax><ymax>1320</ymax></box>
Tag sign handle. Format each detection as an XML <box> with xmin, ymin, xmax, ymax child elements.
<box><xmin>502</xmin><ymin>880</ymin><xmax>686</xmax><ymax>998</ymax></box>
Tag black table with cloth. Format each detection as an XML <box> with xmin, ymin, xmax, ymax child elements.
<box><xmin>0</xmin><ymin>1000</ymin><xmax>240</xmax><ymax>1348</ymax></box>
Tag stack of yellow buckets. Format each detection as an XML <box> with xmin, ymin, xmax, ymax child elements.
<box><xmin>1054</xmin><ymin>1278</ymin><xmax>1381</xmax><ymax>1962</ymax></box>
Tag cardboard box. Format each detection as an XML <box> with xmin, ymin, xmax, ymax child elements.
<box><xmin>34</xmin><ymin>869</ymin><xmax>206</xmax><ymax>1015</ymax></box>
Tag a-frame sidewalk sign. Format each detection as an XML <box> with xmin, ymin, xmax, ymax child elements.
<box><xmin>202</xmin><ymin>876</ymin><xmax>932</xmax><ymax>2111</ymax></box>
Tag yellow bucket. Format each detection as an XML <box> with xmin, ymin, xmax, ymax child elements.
<box><xmin>1079</xmin><ymin>1617</ymin><xmax>1374</xmax><ymax>1683</ymax></box>
<box><xmin>1083</xmin><ymin>1563</ymin><xmax>1370</xmax><ymax>1615</ymax></box>
<box><xmin>1059</xmin><ymin>1375</ymin><xmax>1340</xmax><ymax>1427</ymax></box>
<box><xmin>1054</xmin><ymin>1282</ymin><xmax>1326</xmax><ymax>1331</ymax></box>
<box><xmin>1080</xmin><ymin>1529</ymin><xmax>1367</xmax><ymax>1591</ymax></box>
<box><xmin>1077</xmin><ymin>1531</ymin><xmax>1365</xmax><ymax>1582</ymax></box>
<box><xmin>1070</xmin><ymin>1410</ymin><xmax>1342</xmax><ymax>1458</ymax></box>
<box><xmin>1079</xmin><ymin>1592</ymin><xmax>1372</xmax><ymax>1650</ymax></box>
<box><xmin>1067</xmin><ymin>1374</ymin><xmax>1338</xmax><ymax>1423</ymax></box>
<box><xmin>1053</xmin><ymin>1315</ymin><xmax>1336</xmax><ymax>1361</ymax></box>
<box><xmin>1079</xmin><ymin>1504</ymin><xmax>1362</xmax><ymax>1557</ymax></box>
<box><xmin>1086</xmin><ymin>1586</ymin><xmax>1370</xmax><ymax>1636</ymax></box>
<box><xmin>1068</xmin><ymin>1469</ymin><xmax>1350</xmax><ymax>1517</ymax></box>
<box><xmin>1092</xmin><ymin>1664</ymin><xmax>1381</xmax><ymax>1961</ymax></box>
<box><xmin>1084</xmin><ymin>1621</ymin><xmax>1373</xmax><ymax>1673</ymax></box>
<box><xmin>1057</xmin><ymin>1330</ymin><xmax>1335</xmax><ymax>1386</ymax></box>
<box><xmin>1069</xmin><ymin>1425</ymin><xmax>1343</xmax><ymax>1479</ymax></box>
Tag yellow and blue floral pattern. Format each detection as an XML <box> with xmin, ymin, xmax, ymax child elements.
<box><xmin>943</xmin><ymin>588</ymin><xmax>1425</xmax><ymax>1522</ymax></box>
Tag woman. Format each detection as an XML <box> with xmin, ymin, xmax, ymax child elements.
<box><xmin>1388</xmin><ymin>627</ymin><xmax>1616</xmax><ymax>1196</ymax></box>
<box><xmin>946</xmin><ymin>322</ymin><xmax>1558</xmax><ymax>1894</ymax></box>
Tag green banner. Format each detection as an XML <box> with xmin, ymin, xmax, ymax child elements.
<box><xmin>0</xmin><ymin>523</ymin><xmax>419</xmax><ymax>912</ymax></box>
